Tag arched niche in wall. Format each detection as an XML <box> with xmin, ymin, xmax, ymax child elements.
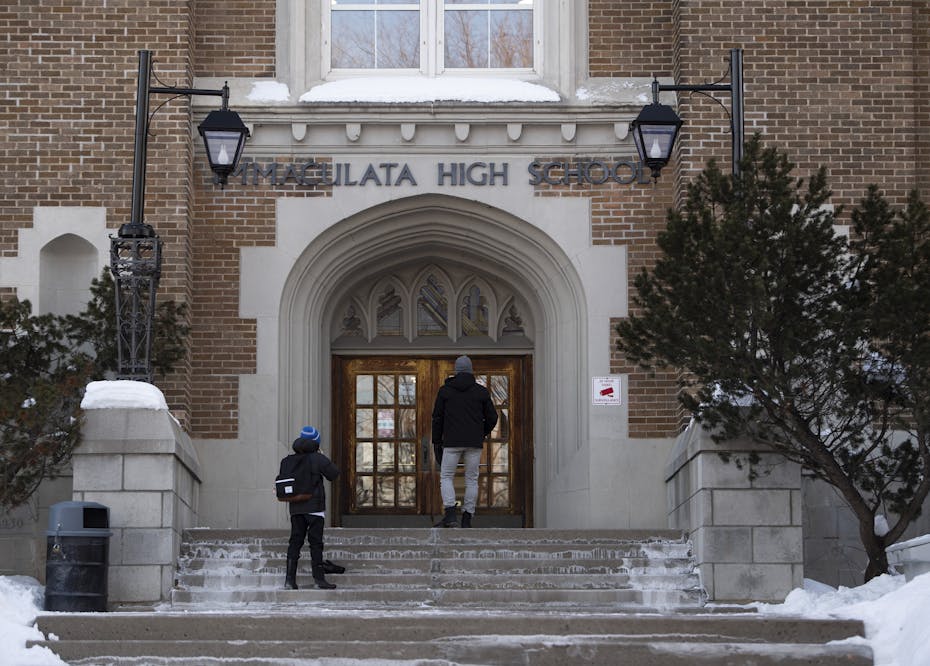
<box><xmin>39</xmin><ymin>233</ymin><xmax>99</xmax><ymax>317</ymax></box>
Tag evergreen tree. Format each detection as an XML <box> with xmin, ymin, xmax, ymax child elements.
<box><xmin>841</xmin><ymin>187</ymin><xmax>930</xmax><ymax>577</ymax></box>
<box><xmin>0</xmin><ymin>299</ymin><xmax>93</xmax><ymax>508</ymax></box>
<box><xmin>617</xmin><ymin>136</ymin><xmax>930</xmax><ymax>581</ymax></box>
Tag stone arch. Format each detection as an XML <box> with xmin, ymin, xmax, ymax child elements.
<box><xmin>278</xmin><ymin>194</ymin><xmax>588</xmax><ymax>524</ymax></box>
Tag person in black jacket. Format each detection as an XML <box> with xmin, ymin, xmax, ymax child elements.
<box><xmin>431</xmin><ymin>355</ymin><xmax>498</xmax><ymax>528</ymax></box>
<box><xmin>282</xmin><ymin>425</ymin><xmax>341</xmax><ymax>590</ymax></box>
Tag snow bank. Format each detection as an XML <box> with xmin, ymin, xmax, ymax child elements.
<box><xmin>755</xmin><ymin>573</ymin><xmax>930</xmax><ymax>666</ymax></box>
<box><xmin>0</xmin><ymin>577</ymin><xmax>67</xmax><ymax>665</ymax></box>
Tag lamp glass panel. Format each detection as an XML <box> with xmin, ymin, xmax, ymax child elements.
<box><xmin>639</xmin><ymin>125</ymin><xmax>678</xmax><ymax>161</ymax></box>
<box><xmin>202</xmin><ymin>130</ymin><xmax>243</xmax><ymax>167</ymax></box>
<box><xmin>632</xmin><ymin>127</ymin><xmax>645</xmax><ymax>162</ymax></box>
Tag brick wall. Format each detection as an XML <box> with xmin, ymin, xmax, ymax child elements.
<box><xmin>194</xmin><ymin>0</ymin><xmax>275</xmax><ymax>77</ymax></box>
<box><xmin>189</xmin><ymin>159</ymin><xmax>330</xmax><ymax>436</ymax></box>
<box><xmin>671</xmin><ymin>0</ymin><xmax>920</xmax><ymax>208</ymax></box>
<box><xmin>595</xmin><ymin>1</ymin><xmax>928</xmax><ymax>438</ymax></box>
<box><xmin>3</xmin><ymin>1</ymin><xmax>926</xmax><ymax>442</ymax></box>
<box><xmin>0</xmin><ymin>0</ymin><xmax>197</xmax><ymax>420</ymax></box>
<box><xmin>916</xmin><ymin>4</ymin><xmax>929</xmax><ymax>194</ymax></box>
<box><xmin>588</xmin><ymin>0</ymin><xmax>675</xmax><ymax>77</ymax></box>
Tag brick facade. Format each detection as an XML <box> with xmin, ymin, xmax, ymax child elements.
<box><xmin>1</xmin><ymin>1</ymin><xmax>926</xmax><ymax>442</ymax></box>
<box><xmin>194</xmin><ymin>0</ymin><xmax>274</xmax><ymax>78</ymax></box>
<box><xmin>0</xmin><ymin>0</ymin><xmax>197</xmax><ymax>419</ymax></box>
<box><xmin>189</xmin><ymin>163</ymin><xmax>329</xmax><ymax>436</ymax></box>
<box><xmin>589</xmin><ymin>0</ymin><xmax>928</xmax><ymax>437</ymax></box>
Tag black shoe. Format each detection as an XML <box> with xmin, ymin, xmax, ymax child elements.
<box><xmin>434</xmin><ymin>506</ymin><xmax>458</xmax><ymax>528</ymax></box>
<box><xmin>284</xmin><ymin>557</ymin><xmax>299</xmax><ymax>590</ymax></box>
<box><xmin>322</xmin><ymin>559</ymin><xmax>346</xmax><ymax>574</ymax></box>
<box><xmin>312</xmin><ymin>565</ymin><xmax>337</xmax><ymax>589</ymax></box>
<box><xmin>461</xmin><ymin>511</ymin><xmax>472</xmax><ymax>528</ymax></box>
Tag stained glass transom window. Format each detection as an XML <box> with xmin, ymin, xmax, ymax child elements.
<box><xmin>460</xmin><ymin>285</ymin><xmax>489</xmax><ymax>336</ymax></box>
<box><xmin>376</xmin><ymin>286</ymin><xmax>403</xmax><ymax>336</ymax></box>
<box><xmin>417</xmin><ymin>274</ymin><xmax>447</xmax><ymax>336</ymax></box>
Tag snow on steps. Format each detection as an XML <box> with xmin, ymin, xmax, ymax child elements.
<box><xmin>170</xmin><ymin>527</ymin><xmax>704</xmax><ymax>611</ymax></box>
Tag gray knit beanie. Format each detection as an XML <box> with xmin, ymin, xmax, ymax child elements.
<box><xmin>454</xmin><ymin>355</ymin><xmax>473</xmax><ymax>374</ymax></box>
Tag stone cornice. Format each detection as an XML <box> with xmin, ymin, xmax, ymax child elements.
<box><xmin>190</xmin><ymin>77</ymin><xmax>674</xmax><ymax>157</ymax></box>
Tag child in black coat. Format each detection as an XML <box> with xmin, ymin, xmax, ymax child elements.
<box><xmin>281</xmin><ymin>425</ymin><xmax>341</xmax><ymax>589</ymax></box>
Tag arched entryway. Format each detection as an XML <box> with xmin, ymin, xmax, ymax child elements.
<box><xmin>278</xmin><ymin>194</ymin><xmax>588</xmax><ymax>528</ymax></box>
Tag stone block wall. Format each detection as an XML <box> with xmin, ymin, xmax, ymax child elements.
<box><xmin>803</xmin><ymin>475</ymin><xmax>930</xmax><ymax>588</ymax></box>
<box><xmin>74</xmin><ymin>408</ymin><xmax>202</xmax><ymax>605</ymax></box>
<box><xmin>0</xmin><ymin>476</ymin><xmax>72</xmax><ymax>581</ymax></box>
<box><xmin>666</xmin><ymin>422</ymin><xmax>803</xmax><ymax>602</ymax></box>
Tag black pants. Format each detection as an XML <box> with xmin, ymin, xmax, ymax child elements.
<box><xmin>288</xmin><ymin>514</ymin><xmax>324</xmax><ymax>565</ymax></box>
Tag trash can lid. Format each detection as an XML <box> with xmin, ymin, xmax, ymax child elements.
<box><xmin>47</xmin><ymin>501</ymin><xmax>112</xmax><ymax>537</ymax></box>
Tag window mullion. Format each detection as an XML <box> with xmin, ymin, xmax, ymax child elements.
<box><xmin>427</xmin><ymin>0</ymin><xmax>438</xmax><ymax>76</ymax></box>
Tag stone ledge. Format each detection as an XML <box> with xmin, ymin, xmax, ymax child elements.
<box><xmin>81</xmin><ymin>409</ymin><xmax>202</xmax><ymax>482</ymax></box>
<box><xmin>887</xmin><ymin>534</ymin><xmax>930</xmax><ymax>581</ymax></box>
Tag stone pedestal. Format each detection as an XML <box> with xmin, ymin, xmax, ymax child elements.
<box><xmin>666</xmin><ymin>422</ymin><xmax>803</xmax><ymax>602</ymax></box>
<box><xmin>73</xmin><ymin>408</ymin><xmax>202</xmax><ymax>605</ymax></box>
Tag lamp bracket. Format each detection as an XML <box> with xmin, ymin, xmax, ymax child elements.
<box><xmin>651</xmin><ymin>47</ymin><xmax>745</xmax><ymax>177</ymax></box>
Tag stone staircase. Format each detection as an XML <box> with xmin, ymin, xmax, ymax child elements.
<box><xmin>30</xmin><ymin>527</ymin><xmax>874</xmax><ymax>665</ymax></box>
<box><xmin>170</xmin><ymin>527</ymin><xmax>705</xmax><ymax>611</ymax></box>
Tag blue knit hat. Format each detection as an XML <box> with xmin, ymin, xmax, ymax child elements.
<box><xmin>299</xmin><ymin>425</ymin><xmax>321</xmax><ymax>443</ymax></box>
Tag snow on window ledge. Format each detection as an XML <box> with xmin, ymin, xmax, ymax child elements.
<box><xmin>295</xmin><ymin>76</ymin><xmax>561</xmax><ymax>104</ymax></box>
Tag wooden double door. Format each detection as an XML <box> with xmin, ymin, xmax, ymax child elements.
<box><xmin>331</xmin><ymin>355</ymin><xmax>532</xmax><ymax>527</ymax></box>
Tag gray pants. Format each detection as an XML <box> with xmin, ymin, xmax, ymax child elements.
<box><xmin>440</xmin><ymin>447</ymin><xmax>482</xmax><ymax>514</ymax></box>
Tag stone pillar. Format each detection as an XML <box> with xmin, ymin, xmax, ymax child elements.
<box><xmin>666</xmin><ymin>422</ymin><xmax>803</xmax><ymax>602</ymax></box>
<box><xmin>73</xmin><ymin>407</ymin><xmax>202</xmax><ymax>605</ymax></box>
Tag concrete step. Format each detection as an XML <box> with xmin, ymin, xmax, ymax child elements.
<box><xmin>33</xmin><ymin>639</ymin><xmax>875</xmax><ymax>665</ymax></box>
<box><xmin>168</xmin><ymin>586</ymin><xmax>704</xmax><ymax>607</ymax></box>
<box><xmin>32</xmin><ymin>612</ymin><xmax>870</xmax><ymax>644</ymax></box>
<box><xmin>176</xmin><ymin>570</ymin><xmax>701</xmax><ymax>590</ymax></box>
<box><xmin>32</xmin><ymin>611</ymin><xmax>872</xmax><ymax>665</ymax></box>
<box><xmin>179</xmin><ymin>556</ymin><xmax>696</xmax><ymax>575</ymax></box>
<box><xmin>182</xmin><ymin>527</ymin><xmax>693</xmax><ymax>545</ymax></box>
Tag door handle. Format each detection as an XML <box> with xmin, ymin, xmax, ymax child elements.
<box><xmin>421</xmin><ymin>435</ymin><xmax>430</xmax><ymax>462</ymax></box>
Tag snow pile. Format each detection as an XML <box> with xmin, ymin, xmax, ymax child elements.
<box><xmin>247</xmin><ymin>80</ymin><xmax>290</xmax><ymax>102</ymax></box>
<box><xmin>754</xmin><ymin>573</ymin><xmax>930</xmax><ymax>666</ymax></box>
<box><xmin>0</xmin><ymin>577</ymin><xmax>67</xmax><ymax>665</ymax></box>
<box><xmin>80</xmin><ymin>380</ymin><xmax>168</xmax><ymax>410</ymax></box>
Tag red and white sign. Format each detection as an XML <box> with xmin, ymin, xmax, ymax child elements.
<box><xmin>591</xmin><ymin>376</ymin><xmax>622</xmax><ymax>406</ymax></box>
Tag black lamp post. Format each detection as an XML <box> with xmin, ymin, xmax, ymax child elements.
<box><xmin>630</xmin><ymin>48</ymin><xmax>744</xmax><ymax>181</ymax></box>
<box><xmin>110</xmin><ymin>50</ymin><xmax>249</xmax><ymax>382</ymax></box>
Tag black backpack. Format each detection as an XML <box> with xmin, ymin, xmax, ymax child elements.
<box><xmin>275</xmin><ymin>453</ymin><xmax>313</xmax><ymax>502</ymax></box>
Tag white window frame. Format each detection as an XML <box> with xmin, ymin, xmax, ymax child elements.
<box><xmin>276</xmin><ymin>0</ymin><xmax>585</xmax><ymax>97</ymax></box>
<box><xmin>322</xmin><ymin>1</ymin><xmax>541</xmax><ymax>79</ymax></box>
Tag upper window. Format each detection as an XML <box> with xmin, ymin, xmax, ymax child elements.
<box><xmin>327</xmin><ymin>0</ymin><xmax>536</xmax><ymax>75</ymax></box>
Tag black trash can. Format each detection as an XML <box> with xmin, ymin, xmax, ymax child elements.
<box><xmin>44</xmin><ymin>501</ymin><xmax>112</xmax><ymax>612</ymax></box>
